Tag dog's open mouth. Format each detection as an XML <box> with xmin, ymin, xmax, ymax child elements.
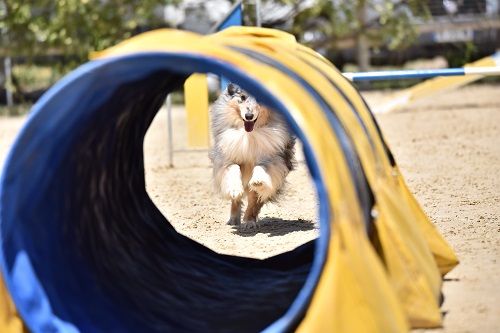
<box><xmin>244</xmin><ymin>120</ymin><xmax>255</xmax><ymax>132</ymax></box>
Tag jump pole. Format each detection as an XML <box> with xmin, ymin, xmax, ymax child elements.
<box><xmin>343</xmin><ymin>66</ymin><xmax>500</xmax><ymax>81</ymax></box>
<box><xmin>166</xmin><ymin>94</ymin><xmax>174</xmax><ymax>168</ymax></box>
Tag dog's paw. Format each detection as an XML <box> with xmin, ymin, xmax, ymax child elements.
<box><xmin>240</xmin><ymin>218</ymin><xmax>259</xmax><ymax>230</ymax></box>
<box><xmin>249</xmin><ymin>166</ymin><xmax>272</xmax><ymax>189</ymax></box>
<box><xmin>227</xmin><ymin>216</ymin><xmax>241</xmax><ymax>226</ymax></box>
<box><xmin>249</xmin><ymin>166</ymin><xmax>274</xmax><ymax>200</ymax></box>
<box><xmin>224</xmin><ymin>183</ymin><xmax>244</xmax><ymax>200</ymax></box>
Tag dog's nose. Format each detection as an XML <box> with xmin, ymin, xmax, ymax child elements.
<box><xmin>245</xmin><ymin>113</ymin><xmax>253</xmax><ymax>120</ymax></box>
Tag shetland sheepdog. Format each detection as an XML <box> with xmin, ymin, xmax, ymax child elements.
<box><xmin>210</xmin><ymin>83</ymin><xmax>296</xmax><ymax>229</ymax></box>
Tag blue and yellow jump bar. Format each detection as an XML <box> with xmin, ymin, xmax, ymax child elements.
<box><xmin>344</xmin><ymin>66</ymin><xmax>500</xmax><ymax>81</ymax></box>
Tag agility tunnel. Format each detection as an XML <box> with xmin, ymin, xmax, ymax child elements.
<box><xmin>0</xmin><ymin>27</ymin><xmax>458</xmax><ymax>333</ymax></box>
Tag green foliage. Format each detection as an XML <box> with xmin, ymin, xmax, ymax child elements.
<box><xmin>12</xmin><ymin>64</ymin><xmax>58</xmax><ymax>91</ymax></box>
<box><xmin>0</xmin><ymin>0</ymin><xmax>179</xmax><ymax>65</ymax></box>
<box><xmin>291</xmin><ymin>0</ymin><xmax>429</xmax><ymax>52</ymax></box>
<box><xmin>0</xmin><ymin>103</ymin><xmax>31</xmax><ymax>116</ymax></box>
<box><xmin>445</xmin><ymin>41</ymin><xmax>478</xmax><ymax>68</ymax></box>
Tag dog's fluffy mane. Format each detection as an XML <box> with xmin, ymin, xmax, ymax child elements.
<box><xmin>210</xmin><ymin>85</ymin><xmax>295</xmax><ymax>202</ymax></box>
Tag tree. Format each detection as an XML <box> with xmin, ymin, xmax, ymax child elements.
<box><xmin>0</xmin><ymin>0</ymin><xmax>179</xmax><ymax>65</ymax></box>
<box><xmin>260</xmin><ymin>0</ymin><xmax>429</xmax><ymax>70</ymax></box>
<box><xmin>0</xmin><ymin>0</ymin><xmax>181</xmax><ymax>105</ymax></box>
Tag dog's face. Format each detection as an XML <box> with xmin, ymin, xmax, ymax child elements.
<box><xmin>225</xmin><ymin>83</ymin><xmax>269</xmax><ymax>132</ymax></box>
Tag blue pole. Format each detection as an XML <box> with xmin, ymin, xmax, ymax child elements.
<box><xmin>343</xmin><ymin>68</ymin><xmax>467</xmax><ymax>81</ymax></box>
<box><xmin>213</xmin><ymin>1</ymin><xmax>243</xmax><ymax>91</ymax></box>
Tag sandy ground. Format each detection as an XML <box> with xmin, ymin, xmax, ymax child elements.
<box><xmin>0</xmin><ymin>84</ymin><xmax>499</xmax><ymax>332</ymax></box>
<box><xmin>366</xmin><ymin>85</ymin><xmax>500</xmax><ymax>333</ymax></box>
<box><xmin>143</xmin><ymin>105</ymin><xmax>319</xmax><ymax>258</ymax></box>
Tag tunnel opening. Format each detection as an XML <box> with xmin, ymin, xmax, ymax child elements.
<box><xmin>142</xmin><ymin>85</ymin><xmax>319</xmax><ymax>260</ymax></box>
<box><xmin>0</xmin><ymin>54</ymin><xmax>339</xmax><ymax>333</ymax></box>
<box><xmin>66</xmin><ymin>68</ymin><xmax>316</xmax><ymax>332</ymax></box>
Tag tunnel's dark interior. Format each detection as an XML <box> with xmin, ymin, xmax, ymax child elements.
<box><xmin>48</xmin><ymin>70</ymin><xmax>316</xmax><ymax>332</ymax></box>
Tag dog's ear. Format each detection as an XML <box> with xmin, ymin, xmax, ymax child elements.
<box><xmin>227</xmin><ymin>83</ymin><xmax>239</xmax><ymax>96</ymax></box>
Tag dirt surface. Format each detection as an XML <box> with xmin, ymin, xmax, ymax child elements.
<box><xmin>0</xmin><ymin>84</ymin><xmax>499</xmax><ymax>332</ymax></box>
<box><xmin>366</xmin><ymin>85</ymin><xmax>500</xmax><ymax>333</ymax></box>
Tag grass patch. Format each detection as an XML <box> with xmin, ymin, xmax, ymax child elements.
<box><xmin>0</xmin><ymin>104</ymin><xmax>32</xmax><ymax>117</ymax></box>
<box><xmin>12</xmin><ymin>64</ymin><xmax>62</xmax><ymax>92</ymax></box>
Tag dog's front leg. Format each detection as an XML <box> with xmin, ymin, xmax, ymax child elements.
<box><xmin>249</xmin><ymin>161</ymin><xmax>288</xmax><ymax>202</ymax></box>
<box><xmin>228</xmin><ymin>199</ymin><xmax>242</xmax><ymax>226</ymax></box>
<box><xmin>221</xmin><ymin>164</ymin><xmax>244</xmax><ymax>225</ymax></box>
<box><xmin>242</xmin><ymin>190</ymin><xmax>263</xmax><ymax>229</ymax></box>
<box><xmin>221</xmin><ymin>164</ymin><xmax>244</xmax><ymax>200</ymax></box>
<box><xmin>248</xmin><ymin>165</ymin><xmax>273</xmax><ymax>201</ymax></box>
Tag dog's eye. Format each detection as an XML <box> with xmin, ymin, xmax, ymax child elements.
<box><xmin>240</xmin><ymin>95</ymin><xmax>247</xmax><ymax>102</ymax></box>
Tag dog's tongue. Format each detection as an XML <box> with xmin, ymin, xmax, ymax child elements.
<box><xmin>244</xmin><ymin>121</ymin><xmax>255</xmax><ymax>132</ymax></box>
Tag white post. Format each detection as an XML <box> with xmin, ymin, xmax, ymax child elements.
<box><xmin>255</xmin><ymin>0</ymin><xmax>261</xmax><ymax>27</ymax></box>
<box><xmin>166</xmin><ymin>94</ymin><xmax>174</xmax><ymax>168</ymax></box>
<box><xmin>4</xmin><ymin>57</ymin><xmax>13</xmax><ymax>107</ymax></box>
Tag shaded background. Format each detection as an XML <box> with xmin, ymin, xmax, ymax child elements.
<box><xmin>1</xmin><ymin>0</ymin><xmax>499</xmax><ymax>112</ymax></box>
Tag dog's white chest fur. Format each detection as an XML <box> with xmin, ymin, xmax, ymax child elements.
<box><xmin>217</xmin><ymin>126</ymin><xmax>286</xmax><ymax>165</ymax></box>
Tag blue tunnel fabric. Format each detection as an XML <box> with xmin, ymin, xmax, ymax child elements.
<box><xmin>0</xmin><ymin>52</ymin><xmax>370</xmax><ymax>332</ymax></box>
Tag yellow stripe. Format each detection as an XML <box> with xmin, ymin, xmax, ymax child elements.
<box><xmin>376</xmin><ymin>55</ymin><xmax>497</xmax><ymax>113</ymax></box>
<box><xmin>184</xmin><ymin>74</ymin><xmax>210</xmax><ymax>147</ymax></box>
<box><xmin>409</xmin><ymin>56</ymin><xmax>496</xmax><ymax>102</ymax></box>
<box><xmin>0</xmin><ymin>275</ymin><xmax>25</xmax><ymax>333</ymax></box>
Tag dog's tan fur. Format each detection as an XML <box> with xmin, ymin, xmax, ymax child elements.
<box><xmin>210</xmin><ymin>83</ymin><xmax>295</xmax><ymax>229</ymax></box>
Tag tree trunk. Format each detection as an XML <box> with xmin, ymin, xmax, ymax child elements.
<box><xmin>356</xmin><ymin>0</ymin><xmax>370</xmax><ymax>72</ymax></box>
<box><xmin>3</xmin><ymin>57</ymin><xmax>14</xmax><ymax>108</ymax></box>
<box><xmin>356</xmin><ymin>33</ymin><xmax>370</xmax><ymax>72</ymax></box>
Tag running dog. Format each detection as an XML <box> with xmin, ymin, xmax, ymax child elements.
<box><xmin>210</xmin><ymin>83</ymin><xmax>295</xmax><ymax>229</ymax></box>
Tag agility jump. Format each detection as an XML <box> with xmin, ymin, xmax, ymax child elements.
<box><xmin>0</xmin><ymin>27</ymin><xmax>458</xmax><ymax>333</ymax></box>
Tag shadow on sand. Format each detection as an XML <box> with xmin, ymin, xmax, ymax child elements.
<box><xmin>232</xmin><ymin>217</ymin><xmax>316</xmax><ymax>237</ymax></box>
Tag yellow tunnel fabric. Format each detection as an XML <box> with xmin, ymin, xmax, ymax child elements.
<box><xmin>93</xmin><ymin>27</ymin><xmax>458</xmax><ymax>331</ymax></box>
